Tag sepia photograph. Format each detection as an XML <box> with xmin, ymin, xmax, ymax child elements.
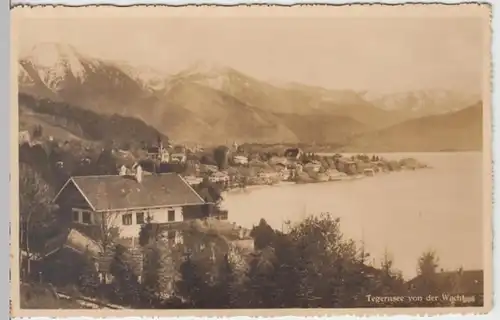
<box><xmin>9</xmin><ymin>3</ymin><xmax>492</xmax><ymax>317</ymax></box>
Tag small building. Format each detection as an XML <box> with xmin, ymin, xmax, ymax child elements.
<box><xmin>147</xmin><ymin>138</ymin><xmax>170</xmax><ymax>163</ymax></box>
<box><xmin>52</xmin><ymin>170</ymin><xmax>211</xmax><ymax>244</ymax></box>
<box><xmin>304</xmin><ymin>161</ymin><xmax>322</xmax><ymax>173</ymax></box>
<box><xmin>147</xmin><ymin>146</ymin><xmax>169</xmax><ymax>163</ymax></box>
<box><xmin>276</xmin><ymin>165</ymin><xmax>292</xmax><ymax>180</ymax></box>
<box><xmin>170</xmin><ymin>152</ymin><xmax>187</xmax><ymax>164</ymax></box>
<box><xmin>284</xmin><ymin>148</ymin><xmax>303</xmax><ymax>163</ymax></box>
<box><xmin>209</xmin><ymin>171</ymin><xmax>230</xmax><ymax>184</ymax></box>
<box><xmin>337</xmin><ymin>158</ymin><xmax>358</xmax><ymax>175</ymax></box>
<box><xmin>233</xmin><ymin>155</ymin><xmax>249</xmax><ymax>165</ymax></box>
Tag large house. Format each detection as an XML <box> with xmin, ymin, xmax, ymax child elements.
<box><xmin>53</xmin><ymin>168</ymin><xmax>213</xmax><ymax>245</ymax></box>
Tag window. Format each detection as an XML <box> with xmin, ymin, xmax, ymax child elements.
<box><xmin>136</xmin><ymin>212</ymin><xmax>145</xmax><ymax>225</ymax></box>
<box><xmin>72</xmin><ymin>210</ymin><xmax>79</xmax><ymax>222</ymax></box>
<box><xmin>82</xmin><ymin>211</ymin><xmax>92</xmax><ymax>224</ymax></box>
<box><xmin>122</xmin><ymin>214</ymin><xmax>132</xmax><ymax>226</ymax></box>
<box><xmin>168</xmin><ymin>209</ymin><xmax>175</xmax><ymax>222</ymax></box>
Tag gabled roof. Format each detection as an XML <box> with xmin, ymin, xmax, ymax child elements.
<box><xmin>54</xmin><ymin>173</ymin><xmax>206</xmax><ymax>212</ymax></box>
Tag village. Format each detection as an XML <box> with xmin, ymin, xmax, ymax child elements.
<box><xmin>108</xmin><ymin>136</ymin><xmax>430</xmax><ymax>190</ymax></box>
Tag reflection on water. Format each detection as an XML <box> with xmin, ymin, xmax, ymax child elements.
<box><xmin>223</xmin><ymin>152</ymin><xmax>484</xmax><ymax>280</ymax></box>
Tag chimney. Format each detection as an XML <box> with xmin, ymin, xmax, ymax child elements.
<box><xmin>118</xmin><ymin>165</ymin><xmax>127</xmax><ymax>176</ymax></box>
<box><xmin>135</xmin><ymin>165</ymin><xmax>143</xmax><ymax>183</ymax></box>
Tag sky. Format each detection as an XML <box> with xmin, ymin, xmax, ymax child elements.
<box><xmin>14</xmin><ymin>7</ymin><xmax>487</xmax><ymax>94</ymax></box>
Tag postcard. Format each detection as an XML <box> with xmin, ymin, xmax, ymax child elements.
<box><xmin>9</xmin><ymin>3</ymin><xmax>492</xmax><ymax>317</ymax></box>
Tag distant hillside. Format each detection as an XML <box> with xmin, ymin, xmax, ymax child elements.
<box><xmin>341</xmin><ymin>102</ymin><xmax>483</xmax><ymax>152</ymax></box>
<box><xmin>18</xmin><ymin>93</ymin><xmax>168</xmax><ymax>147</ymax></box>
<box><xmin>363</xmin><ymin>90</ymin><xmax>480</xmax><ymax>119</ymax></box>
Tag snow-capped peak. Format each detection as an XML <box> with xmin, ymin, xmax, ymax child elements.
<box><xmin>21</xmin><ymin>42</ymin><xmax>96</xmax><ymax>91</ymax></box>
<box><xmin>169</xmin><ymin>61</ymin><xmax>240</xmax><ymax>91</ymax></box>
<box><xmin>115</xmin><ymin>62</ymin><xmax>168</xmax><ymax>92</ymax></box>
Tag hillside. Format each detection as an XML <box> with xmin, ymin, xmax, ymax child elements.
<box><xmin>18</xmin><ymin>93</ymin><xmax>168</xmax><ymax>147</ymax></box>
<box><xmin>341</xmin><ymin>102</ymin><xmax>483</xmax><ymax>152</ymax></box>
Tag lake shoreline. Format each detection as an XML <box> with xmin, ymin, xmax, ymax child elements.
<box><xmin>223</xmin><ymin>168</ymin><xmax>429</xmax><ymax>195</ymax></box>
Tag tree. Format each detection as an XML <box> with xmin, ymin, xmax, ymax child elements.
<box><xmin>365</xmin><ymin>250</ymin><xmax>406</xmax><ymax>306</ymax></box>
<box><xmin>138</xmin><ymin>215</ymin><xmax>155</xmax><ymax>247</ymax></box>
<box><xmin>19</xmin><ymin>163</ymin><xmax>58</xmax><ymax>277</ymax></box>
<box><xmin>246</xmin><ymin>247</ymin><xmax>280</xmax><ymax>308</ymax></box>
<box><xmin>250</xmin><ymin>219</ymin><xmax>276</xmax><ymax>250</ymax></box>
<box><xmin>212</xmin><ymin>254</ymin><xmax>236</xmax><ymax>308</ymax></box>
<box><xmin>95</xmin><ymin>148</ymin><xmax>117</xmax><ymax>175</ymax></box>
<box><xmin>77</xmin><ymin>252</ymin><xmax>101</xmax><ymax>296</ymax></box>
<box><xmin>79</xmin><ymin>211</ymin><xmax>121</xmax><ymax>253</ymax></box>
<box><xmin>415</xmin><ymin>250</ymin><xmax>440</xmax><ymax>297</ymax></box>
<box><xmin>418</xmin><ymin>250</ymin><xmax>439</xmax><ymax>277</ymax></box>
<box><xmin>109</xmin><ymin>245</ymin><xmax>141</xmax><ymax>305</ymax></box>
<box><xmin>176</xmin><ymin>255</ymin><xmax>205</xmax><ymax>307</ymax></box>
<box><xmin>213</xmin><ymin>145</ymin><xmax>230</xmax><ymax>170</ymax></box>
<box><xmin>142</xmin><ymin>241</ymin><xmax>181</xmax><ymax>305</ymax></box>
<box><xmin>196</xmin><ymin>177</ymin><xmax>224</xmax><ymax>211</ymax></box>
<box><xmin>287</xmin><ymin>213</ymin><xmax>370</xmax><ymax>307</ymax></box>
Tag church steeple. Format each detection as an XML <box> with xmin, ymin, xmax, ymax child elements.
<box><xmin>157</xmin><ymin>135</ymin><xmax>163</xmax><ymax>151</ymax></box>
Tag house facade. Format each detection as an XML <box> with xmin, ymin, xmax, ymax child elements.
<box><xmin>233</xmin><ymin>155</ymin><xmax>249</xmax><ymax>165</ymax></box>
<box><xmin>53</xmin><ymin>170</ymin><xmax>211</xmax><ymax>245</ymax></box>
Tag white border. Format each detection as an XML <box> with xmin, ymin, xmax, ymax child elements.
<box><xmin>6</xmin><ymin>1</ymin><xmax>498</xmax><ymax>320</ymax></box>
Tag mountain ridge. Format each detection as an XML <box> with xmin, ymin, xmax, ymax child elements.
<box><xmin>341</xmin><ymin>102</ymin><xmax>483</xmax><ymax>152</ymax></box>
<box><xmin>18</xmin><ymin>43</ymin><xmax>483</xmax><ymax>148</ymax></box>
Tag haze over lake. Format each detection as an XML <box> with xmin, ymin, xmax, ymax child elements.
<box><xmin>222</xmin><ymin>152</ymin><xmax>483</xmax><ymax>280</ymax></box>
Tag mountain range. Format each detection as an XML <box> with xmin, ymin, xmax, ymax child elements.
<box><xmin>17</xmin><ymin>43</ymin><xmax>483</xmax><ymax>151</ymax></box>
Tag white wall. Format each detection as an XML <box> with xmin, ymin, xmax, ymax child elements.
<box><xmin>72</xmin><ymin>206</ymin><xmax>184</xmax><ymax>239</ymax></box>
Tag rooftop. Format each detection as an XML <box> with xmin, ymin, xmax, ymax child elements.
<box><xmin>55</xmin><ymin>173</ymin><xmax>206</xmax><ymax>211</ymax></box>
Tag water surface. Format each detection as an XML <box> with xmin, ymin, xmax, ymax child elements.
<box><xmin>222</xmin><ymin>152</ymin><xmax>484</xmax><ymax>279</ymax></box>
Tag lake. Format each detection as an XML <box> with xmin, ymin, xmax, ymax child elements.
<box><xmin>222</xmin><ymin>152</ymin><xmax>486</xmax><ymax>280</ymax></box>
